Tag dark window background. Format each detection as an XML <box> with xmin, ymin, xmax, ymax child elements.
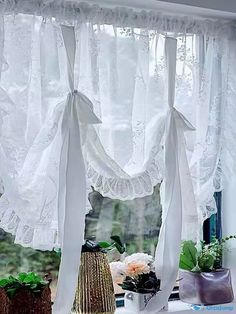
<box><xmin>203</xmin><ymin>192</ymin><xmax>222</xmax><ymax>244</ymax></box>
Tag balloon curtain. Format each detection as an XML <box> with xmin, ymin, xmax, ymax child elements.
<box><xmin>0</xmin><ymin>1</ymin><xmax>233</xmax><ymax>313</ymax></box>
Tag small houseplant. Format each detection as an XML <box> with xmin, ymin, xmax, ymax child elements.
<box><xmin>110</xmin><ymin>253</ymin><xmax>163</xmax><ymax>312</ymax></box>
<box><xmin>179</xmin><ymin>236</ymin><xmax>235</xmax><ymax>305</ymax></box>
<box><xmin>75</xmin><ymin>236</ymin><xmax>125</xmax><ymax>314</ymax></box>
<box><xmin>0</xmin><ymin>272</ymin><xmax>51</xmax><ymax>314</ymax></box>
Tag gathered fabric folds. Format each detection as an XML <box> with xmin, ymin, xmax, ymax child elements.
<box><xmin>0</xmin><ymin>1</ymin><xmax>232</xmax><ymax>313</ymax></box>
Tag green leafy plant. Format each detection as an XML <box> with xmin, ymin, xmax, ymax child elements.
<box><xmin>0</xmin><ymin>272</ymin><xmax>49</xmax><ymax>299</ymax></box>
<box><xmin>179</xmin><ymin>236</ymin><xmax>236</xmax><ymax>272</ymax></box>
<box><xmin>98</xmin><ymin>235</ymin><xmax>125</xmax><ymax>254</ymax></box>
<box><xmin>179</xmin><ymin>240</ymin><xmax>197</xmax><ymax>271</ymax></box>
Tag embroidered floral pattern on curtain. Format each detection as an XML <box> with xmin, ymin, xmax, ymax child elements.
<box><xmin>0</xmin><ymin>1</ymin><xmax>232</xmax><ymax>313</ymax></box>
<box><xmin>0</xmin><ymin>14</ymin><xmax>227</xmax><ymax>246</ymax></box>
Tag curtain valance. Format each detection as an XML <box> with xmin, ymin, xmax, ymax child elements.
<box><xmin>0</xmin><ymin>1</ymin><xmax>235</xmax><ymax>36</ymax></box>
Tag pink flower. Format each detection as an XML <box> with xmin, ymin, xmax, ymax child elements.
<box><xmin>125</xmin><ymin>261</ymin><xmax>150</xmax><ymax>277</ymax></box>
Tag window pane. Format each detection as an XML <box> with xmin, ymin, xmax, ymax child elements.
<box><xmin>86</xmin><ymin>185</ymin><xmax>162</xmax><ymax>257</ymax></box>
<box><xmin>0</xmin><ymin>228</ymin><xmax>60</xmax><ymax>300</ymax></box>
<box><xmin>85</xmin><ymin>184</ymin><xmax>162</xmax><ymax>293</ymax></box>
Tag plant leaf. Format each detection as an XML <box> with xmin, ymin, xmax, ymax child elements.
<box><xmin>114</xmin><ymin>243</ymin><xmax>125</xmax><ymax>254</ymax></box>
<box><xmin>30</xmin><ymin>284</ymin><xmax>38</xmax><ymax>290</ymax></box>
<box><xmin>110</xmin><ymin>236</ymin><xmax>125</xmax><ymax>254</ymax></box>
<box><xmin>18</xmin><ymin>272</ymin><xmax>27</xmax><ymax>282</ymax></box>
<box><xmin>98</xmin><ymin>241</ymin><xmax>112</xmax><ymax>249</ymax></box>
<box><xmin>0</xmin><ymin>279</ymin><xmax>8</xmax><ymax>287</ymax></box>
<box><xmin>110</xmin><ymin>235</ymin><xmax>123</xmax><ymax>247</ymax></box>
<box><xmin>6</xmin><ymin>288</ymin><xmax>17</xmax><ymax>299</ymax></box>
<box><xmin>179</xmin><ymin>241</ymin><xmax>197</xmax><ymax>271</ymax></box>
<box><xmin>198</xmin><ymin>254</ymin><xmax>215</xmax><ymax>272</ymax></box>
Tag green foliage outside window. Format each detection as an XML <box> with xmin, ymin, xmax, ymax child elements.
<box><xmin>0</xmin><ymin>230</ymin><xmax>60</xmax><ymax>278</ymax></box>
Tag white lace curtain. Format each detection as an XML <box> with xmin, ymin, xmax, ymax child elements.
<box><xmin>0</xmin><ymin>1</ymin><xmax>233</xmax><ymax>313</ymax></box>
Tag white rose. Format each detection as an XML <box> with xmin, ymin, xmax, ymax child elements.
<box><xmin>124</xmin><ymin>253</ymin><xmax>154</xmax><ymax>266</ymax></box>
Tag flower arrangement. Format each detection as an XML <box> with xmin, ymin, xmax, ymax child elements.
<box><xmin>110</xmin><ymin>253</ymin><xmax>160</xmax><ymax>294</ymax></box>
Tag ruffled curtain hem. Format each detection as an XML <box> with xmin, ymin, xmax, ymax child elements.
<box><xmin>0</xmin><ymin>195</ymin><xmax>58</xmax><ymax>250</ymax></box>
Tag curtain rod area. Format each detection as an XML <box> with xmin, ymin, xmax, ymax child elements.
<box><xmin>0</xmin><ymin>0</ymin><xmax>235</xmax><ymax>36</ymax></box>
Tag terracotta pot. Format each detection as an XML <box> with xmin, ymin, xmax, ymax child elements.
<box><xmin>0</xmin><ymin>286</ymin><xmax>51</xmax><ymax>314</ymax></box>
<box><xmin>75</xmin><ymin>252</ymin><xmax>116</xmax><ymax>314</ymax></box>
<box><xmin>179</xmin><ymin>269</ymin><xmax>234</xmax><ymax>305</ymax></box>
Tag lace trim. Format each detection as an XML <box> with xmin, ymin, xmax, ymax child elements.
<box><xmin>0</xmin><ymin>195</ymin><xmax>58</xmax><ymax>250</ymax></box>
<box><xmin>84</xmin><ymin>114</ymin><xmax>165</xmax><ymax>200</ymax></box>
<box><xmin>87</xmin><ymin>157</ymin><xmax>163</xmax><ymax>201</ymax></box>
<box><xmin>0</xmin><ymin>1</ymin><xmax>234</xmax><ymax>36</ymax></box>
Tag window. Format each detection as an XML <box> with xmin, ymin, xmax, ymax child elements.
<box><xmin>85</xmin><ymin>187</ymin><xmax>222</xmax><ymax>304</ymax></box>
<box><xmin>85</xmin><ymin>185</ymin><xmax>162</xmax><ymax>294</ymax></box>
<box><xmin>0</xmin><ymin>230</ymin><xmax>60</xmax><ymax>301</ymax></box>
<box><xmin>203</xmin><ymin>192</ymin><xmax>222</xmax><ymax>243</ymax></box>
<box><xmin>0</xmin><ymin>188</ymin><xmax>222</xmax><ymax>304</ymax></box>
<box><xmin>85</xmin><ymin>185</ymin><xmax>162</xmax><ymax>255</ymax></box>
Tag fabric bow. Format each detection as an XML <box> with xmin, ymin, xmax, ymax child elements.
<box><xmin>171</xmin><ymin>107</ymin><xmax>195</xmax><ymax>132</ymax></box>
<box><xmin>71</xmin><ymin>90</ymin><xmax>101</xmax><ymax>124</ymax></box>
<box><xmin>53</xmin><ymin>26</ymin><xmax>101</xmax><ymax>314</ymax></box>
<box><xmin>144</xmin><ymin>37</ymin><xmax>197</xmax><ymax>314</ymax></box>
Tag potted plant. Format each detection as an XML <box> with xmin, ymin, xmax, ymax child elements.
<box><xmin>74</xmin><ymin>236</ymin><xmax>125</xmax><ymax>314</ymax></box>
<box><xmin>0</xmin><ymin>272</ymin><xmax>51</xmax><ymax>314</ymax></box>
<box><xmin>110</xmin><ymin>253</ymin><xmax>165</xmax><ymax>312</ymax></box>
<box><xmin>179</xmin><ymin>236</ymin><xmax>235</xmax><ymax>305</ymax></box>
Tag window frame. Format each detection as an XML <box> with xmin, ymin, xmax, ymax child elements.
<box><xmin>116</xmin><ymin>191</ymin><xmax>222</xmax><ymax>307</ymax></box>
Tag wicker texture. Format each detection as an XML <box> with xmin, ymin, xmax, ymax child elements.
<box><xmin>0</xmin><ymin>286</ymin><xmax>51</xmax><ymax>314</ymax></box>
<box><xmin>0</xmin><ymin>288</ymin><xmax>10</xmax><ymax>314</ymax></box>
<box><xmin>75</xmin><ymin>252</ymin><xmax>116</xmax><ymax>314</ymax></box>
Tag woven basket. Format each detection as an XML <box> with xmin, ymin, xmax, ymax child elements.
<box><xmin>0</xmin><ymin>288</ymin><xmax>10</xmax><ymax>314</ymax></box>
<box><xmin>75</xmin><ymin>252</ymin><xmax>116</xmax><ymax>314</ymax></box>
<box><xmin>0</xmin><ymin>286</ymin><xmax>51</xmax><ymax>314</ymax></box>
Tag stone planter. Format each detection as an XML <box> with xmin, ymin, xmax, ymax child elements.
<box><xmin>75</xmin><ymin>252</ymin><xmax>116</xmax><ymax>314</ymax></box>
<box><xmin>0</xmin><ymin>286</ymin><xmax>51</xmax><ymax>314</ymax></box>
<box><xmin>124</xmin><ymin>291</ymin><xmax>168</xmax><ymax>312</ymax></box>
<box><xmin>179</xmin><ymin>269</ymin><xmax>234</xmax><ymax>305</ymax></box>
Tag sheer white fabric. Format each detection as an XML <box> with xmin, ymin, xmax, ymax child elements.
<box><xmin>189</xmin><ymin>36</ymin><xmax>228</xmax><ymax>225</ymax></box>
<box><xmin>0</xmin><ymin>2</ymin><xmax>233</xmax><ymax>313</ymax></box>
<box><xmin>78</xmin><ymin>24</ymin><xmax>225</xmax><ymax>226</ymax></box>
<box><xmin>0</xmin><ymin>2</ymin><xmax>231</xmax><ymax>249</ymax></box>
<box><xmin>144</xmin><ymin>37</ymin><xmax>197</xmax><ymax>312</ymax></box>
<box><xmin>221</xmin><ymin>37</ymin><xmax>236</xmax><ymax>190</ymax></box>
